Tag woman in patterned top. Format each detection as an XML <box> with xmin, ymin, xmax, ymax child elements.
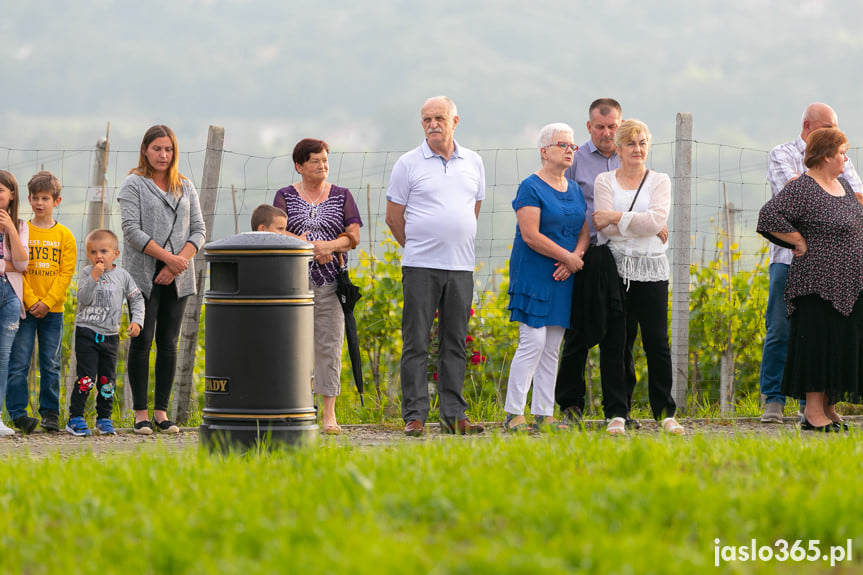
<box><xmin>758</xmin><ymin>127</ymin><xmax>863</xmax><ymax>432</ymax></box>
<box><xmin>273</xmin><ymin>139</ymin><xmax>362</xmax><ymax>435</ymax></box>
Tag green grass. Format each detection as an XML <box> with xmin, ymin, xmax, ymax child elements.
<box><xmin>2</xmin><ymin>433</ymin><xmax>862</xmax><ymax>574</ymax></box>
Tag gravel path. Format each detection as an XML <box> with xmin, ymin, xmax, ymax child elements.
<box><xmin>1</xmin><ymin>415</ymin><xmax>856</xmax><ymax>457</ymax></box>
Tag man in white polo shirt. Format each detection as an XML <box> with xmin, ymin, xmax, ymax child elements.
<box><xmin>385</xmin><ymin>95</ymin><xmax>486</xmax><ymax>437</ymax></box>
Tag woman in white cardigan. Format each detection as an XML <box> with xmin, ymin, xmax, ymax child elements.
<box><xmin>118</xmin><ymin>125</ymin><xmax>206</xmax><ymax>435</ymax></box>
<box><xmin>592</xmin><ymin>119</ymin><xmax>683</xmax><ymax>435</ymax></box>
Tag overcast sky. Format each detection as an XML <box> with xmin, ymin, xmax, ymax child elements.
<box><xmin>2</xmin><ymin>0</ymin><xmax>862</xmax><ymax>154</ymax></box>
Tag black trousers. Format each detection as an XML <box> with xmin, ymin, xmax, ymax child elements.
<box><xmin>623</xmin><ymin>280</ymin><xmax>676</xmax><ymax>420</ymax></box>
<box><xmin>128</xmin><ymin>281</ymin><xmax>187</xmax><ymax>412</ymax></box>
<box><xmin>69</xmin><ymin>327</ymin><xmax>119</xmax><ymax>419</ymax></box>
<box><xmin>399</xmin><ymin>267</ymin><xmax>472</xmax><ymax>423</ymax></box>
<box><xmin>555</xmin><ymin>268</ymin><xmax>628</xmax><ymax>420</ymax></box>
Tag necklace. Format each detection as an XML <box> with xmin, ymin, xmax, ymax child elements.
<box><xmin>537</xmin><ymin>169</ymin><xmax>567</xmax><ymax>192</ymax></box>
<box><xmin>299</xmin><ymin>181</ymin><xmax>326</xmax><ymax>218</ymax></box>
<box><xmin>617</xmin><ymin>168</ymin><xmax>646</xmax><ymax>189</ymax></box>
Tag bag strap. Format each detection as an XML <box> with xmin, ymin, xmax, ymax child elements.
<box><xmin>627</xmin><ymin>170</ymin><xmax>650</xmax><ymax>212</ymax></box>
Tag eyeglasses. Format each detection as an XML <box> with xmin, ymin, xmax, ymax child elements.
<box><xmin>546</xmin><ymin>142</ymin><xmax>579</xmax><ymax>152</ymax></box>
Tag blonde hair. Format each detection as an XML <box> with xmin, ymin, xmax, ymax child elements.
<box><xmin>85</xmin><ymin>228</ymin><xmax>119</xmax><ymax>250</ymax></box>
<box><xmin>614</xmin><ymin>119</ymin><xmax>651</xmax><ymax>148</ymax></box>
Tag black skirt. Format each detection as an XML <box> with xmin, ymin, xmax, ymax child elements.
<box><xmin>782</xmin><ymin>293</ymin><xmax>863</xmax><ymax>403</ymax></box>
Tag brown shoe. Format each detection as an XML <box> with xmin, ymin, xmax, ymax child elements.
<box><xmin>404</xmin><ymin>420</ymin><xmax>425</xmax><ymax>437</ymax></box>
<box><xmin>440</xmin><ymin>418</ymin><xmax>485</xmax><ymax>435</ymax></box>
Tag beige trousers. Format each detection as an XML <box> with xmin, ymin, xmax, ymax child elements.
<box><xmin>313</xmin><ymin>283</ymin><xmax>345</xmax><ymax>397</ymax></box>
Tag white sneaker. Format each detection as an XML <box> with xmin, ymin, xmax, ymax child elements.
<box><xmin>0</xmin><ymin>420</ymin><xmax>16</xmax><ymax>436</ymax></box>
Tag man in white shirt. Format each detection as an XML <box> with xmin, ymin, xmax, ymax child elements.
<box><xmin>385</xmin><ymin>96</ymin><xmax>486</xmax><ymax>436</ymax></box>
<box><xmin>760</xmin><ymin>102</ymin><xmax>863</xmax><ymax>423</ymax></box>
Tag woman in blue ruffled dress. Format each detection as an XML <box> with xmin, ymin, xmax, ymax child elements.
<box><xmin>503</xmin><ymin>123</ymin><xmax>589</xmax><ymax>432</ymax></box>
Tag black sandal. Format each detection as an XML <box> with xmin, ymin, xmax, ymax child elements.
<box><xmin>133</xmin><ymin>420</ymin><xmax>154</xmax><ymax>435</ymax></box>
<box><xmin>153</xmin><ymin>418</ymin><xmax>179</xmax><ymax>434</ymax></box>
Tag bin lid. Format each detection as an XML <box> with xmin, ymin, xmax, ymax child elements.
<box><xmin>205</xmin><ymin>232</ymin><xmax>313</xmax><ymax>253</ymax></box>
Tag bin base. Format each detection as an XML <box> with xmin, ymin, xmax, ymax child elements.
<box><xmin>200</xmin><ymin>419</ymin><xmax>318</xmax><ymax>452</ymax></box>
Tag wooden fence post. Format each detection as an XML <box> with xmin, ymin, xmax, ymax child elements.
<box><xmin>671</xmin><ymin>113</ymin><xmax>692</xmax><ymax>411</ymax></box>
<box><xmin>171</xmin><ymin>126</ymin><xmax>224</xmax><ymax>423</ymax></box>
<box><xmin>85</xmin><ymin>134</ymin><xmax>111</xmax><ymax>239</ymax></box>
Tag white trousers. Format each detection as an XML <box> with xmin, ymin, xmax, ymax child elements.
<box><xmin>504</xmin><ymin>323</ymin><xmax>565</xmax><ymax>417</ymax></box>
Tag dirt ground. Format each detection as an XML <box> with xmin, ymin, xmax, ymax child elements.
<box><xmin>1</xmin><ymin>415</ymin><xmax>856</xmax><ymax>457</ymax></box>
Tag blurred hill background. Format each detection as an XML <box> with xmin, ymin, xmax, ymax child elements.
<box><xmin>3</xmin><ymin>0</ymin><xmax>863</xmax><ymax>154</ymax></box>
<box><xmin>2</xmin><ymin>0</ymin><xmax>861</xmax><ymax>278</ymax></box>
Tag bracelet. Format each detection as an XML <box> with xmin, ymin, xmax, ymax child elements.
<box><xmin>337</xmin><ymin>232</ymin><xmax>358</xmax><ymax>250</ymax></box>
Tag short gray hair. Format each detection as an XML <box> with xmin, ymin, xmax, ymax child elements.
<box><xmin>423</xmin><ymin>96</ymin><xmax>458</xmax><ymax>117</ymax></box>
<box><xmin>537</xmin><ymin>122</ymin><xmax>574</xmax><ymax>149</ymax></box>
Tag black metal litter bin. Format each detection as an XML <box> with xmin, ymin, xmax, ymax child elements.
<box><xmin>200</xmin><ymin>232</ymin><xmax>317</xmax><ymax>450</ymax></box>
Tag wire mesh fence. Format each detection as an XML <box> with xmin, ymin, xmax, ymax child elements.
<box><xmin>4</xmin><ymin>130</ymin><xmax>851</xmax><ymax>413</ymax></box>
<box><xmin>2</xmin><ymin>138</ymin><xmax>794</xmax><ymax>281</ymax></box>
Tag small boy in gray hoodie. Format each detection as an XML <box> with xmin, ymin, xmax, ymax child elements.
<box><xmin>66</xmin><ymin>229</ymin><xmax>145</xmax><ymax>436</ymax></box>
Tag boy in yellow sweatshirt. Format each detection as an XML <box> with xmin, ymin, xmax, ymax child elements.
<box><xmin>6</xmin><ymin>171</ymin><xmax>76</xmax><ymax>433</ymax></box>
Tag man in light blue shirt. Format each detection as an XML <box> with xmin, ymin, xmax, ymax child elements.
<box><xmin>566</xmin><ymin>102</ymin><xmax>622</xmax><ymax>244</ymax></box>
<box><xmin>386</xmin><ymin>96</ymin><xmax>486</xmax><ymax>437</ymax></box>
<box><xmin>555</xmin><ymin>98</ymin><xmax>631</xmax><ymax>427</ymax></box>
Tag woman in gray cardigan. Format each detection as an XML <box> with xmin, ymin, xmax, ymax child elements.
<box><xmin>118</xmin><ymin>125</ymin><xmax>206</xmax><ymax>435</ymax></box>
